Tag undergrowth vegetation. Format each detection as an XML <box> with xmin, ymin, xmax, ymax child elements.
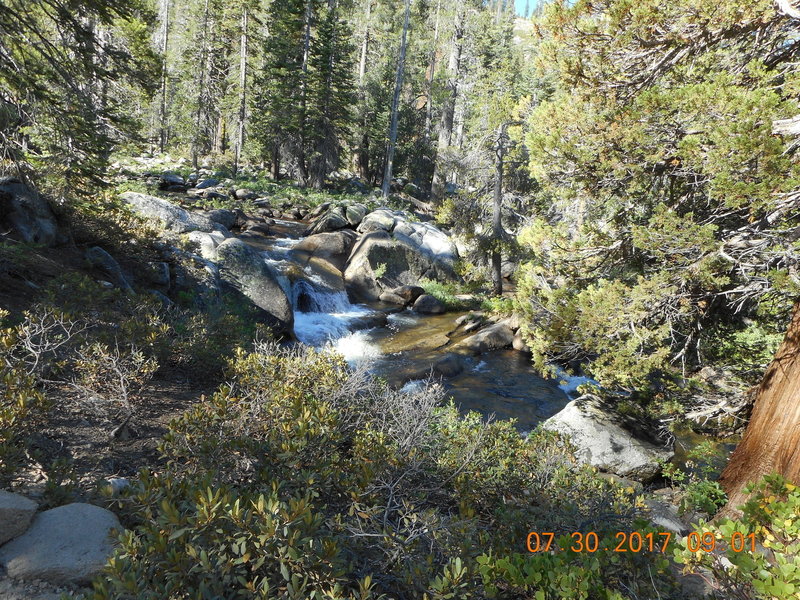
<box><xmin>84</xmin><ymin>342</ymin><xmax>680</xmax><ymax>600</ymax></box>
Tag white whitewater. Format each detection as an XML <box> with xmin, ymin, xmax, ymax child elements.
<box><xmin>260</xmin><ymin>237</ymin><xmax>381</xmax><ymax>361</ymax></box>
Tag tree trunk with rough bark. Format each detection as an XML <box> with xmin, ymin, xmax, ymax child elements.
<box><xmin>719</xmin><ymin>301</ymin><xmax>800</xmax><ymax>512</ymax></box>
<box><xmin>158</xmin><ymin>0</ymin><xmax>171</xmax><ymax>153</ymax></box>
<box><xmin>430</xmin><ymin>5</ymin><xmax>464</xmax><ymax>202</ymax></box>
<box><xmin>234</xmin><ymin>6</ymin><xmax>249</xmax><ymax>175</ymax></box>
<box><xmin>381</xmin><ymin>0</ymin><xmax>412</xmax><ymax>199</ymax></box>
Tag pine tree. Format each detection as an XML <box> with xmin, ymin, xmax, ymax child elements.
<box><xmin>250</xmin><ymin>0</ymin><xmax>309</xmax><ymax>180</ymax></box>
<box><xmin>306</xmin><ymin>1</ymin><xmax>355</xmax><ymax>188</ymax></box>
<box><xmin>0</xmin><ymin>0</ymin><xmax>158</xmax><ymax>190</ymax></box>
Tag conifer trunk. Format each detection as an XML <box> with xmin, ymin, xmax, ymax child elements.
<box><xmin>492</xmin><ymin>124</ymin><xmax>506</xmax><ymax>295</ymax></box>
<box><xmin>234</xmin><ymin>6</ymin><xmax>248</xmax><ymax>175</ymax></box>
<box><xmin>430</xmin><ymin>6</ymin><xmax>464</xmax><ymax>202</ymax></box>
<box><xmin>423</xmin><ymin>0</ymin><xmax>441</xmax><ymax>143</ymax></box>
<box><xmin>719</xmin><ymin>302</ymin><xmax>800</xmax><ymax>511</ymax></box>
<box><xmin>158</xmin><ymin>0</ymin><xmax>171</xmax><ymax>153</ymax></box>
<box><xmin>381</xmin><ymin>0</ymin><xmax>412</xmax><ymax>199</ymax></box>
<box><xmin>192</xmin><ymin>0</ymin><xmax>211</xmax><ymax>172</ymax></box>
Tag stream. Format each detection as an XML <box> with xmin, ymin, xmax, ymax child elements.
<box><xmin>255</xmin><ymin>221</ymin><xmax>736</xmax><ymax>467</ymax></box>
<box><xmin>257</xmin><ymin>221</ymin><xmax>593</xmax><ymax>433</ymax></box>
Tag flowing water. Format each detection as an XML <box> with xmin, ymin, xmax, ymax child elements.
<box><xmin>252</xmin><ymin>226</ymin><xmax>737</xmax><ymax>470</ymax></box>
<box><xmin>255</xmin><ymin>225</ymin><xmax>584</xmax><ymax>432</ymax></box>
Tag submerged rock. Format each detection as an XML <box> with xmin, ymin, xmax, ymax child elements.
<box><xmin>433</xmin><ymin>353</ymin><xmax>465</xmax><ymax>378</ymax></box>
<box><xmin>542</xmin><ymin>394</ymin><xmax>674</xmax><ymax>481</ymax></box>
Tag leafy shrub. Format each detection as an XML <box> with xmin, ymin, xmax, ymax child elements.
<box><xmin>0</xmin><ymin>362</ymin><xmax>49</xmax><ymax>485</ymax></box>
<box><xmin>89</xmin><ymin>343</ymin><xmax>669</xmax><ymax>600</ymax></box>
<box><xmin>674</xmin><ymin>474</ymin><xmax>800</xmax><ymax>599</ymax></box>
<box><xmin>662</xmin><ymin>441</ymin><xmax>728</xmax><ymax>516</ymax></box>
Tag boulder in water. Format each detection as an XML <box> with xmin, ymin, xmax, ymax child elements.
<box><xmin>512</xmin><ymin>331</ymin><xmax>531</xmax><ymax>354</ymax></box>
<box><xmin>541</xmin><ymin>394</ymin><xmax>674</xmax><ymax>481</ymax></box>
<box><xmin>379</xmin><ymin>291</ymin><xmax>407</xmax><ymax>305</ymax></box>
<box><xmin>454</xmin><ymin>322</ymin><xmax>514</xmax><ymax>355</ymax></box>
<box><xmin>392</xmin><ymin>285</ymin><xmax>425</xmax><ymax>304</ymax></box>
<box><xmin>305</xmin><ymin>206</ymin><xmax>349</xmax><ymax>235</ymax></box>
<box><xmin>292</xmin><ymin>230</ymin><xmax>357</xmax><ymax>272</ymax></box>
<box><xmin>202</xmin><ymin>208</ymin><xmax>237</xmax><ymax>230</ymax></box>
<box><xmin>344</xmin><ymin>225</ymin><xmax>459</xmax><ymax>302</ymax></box>
<box><xmin>412</xmin><ymin>294</ymin><xmax>445</xmax><ymax>314</ymax></box>
<box><xmin>214</xmin><ymin>238</ymin><xmax>293</xmax><ymax>335</ymax></box>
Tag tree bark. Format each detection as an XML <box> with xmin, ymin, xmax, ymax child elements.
<box><xmin>158</xmin><ymin>0</ymin><xmax>171</xmax><ymax>153</ymax></box>
<box><xmin>492</xmin><ymin>124</ymin><xmax>506</xmax><ymax>296</ymax></box>
<box><xmin>423</xmin><ymin>0</ymin><xmax>441</xmax><ymax>143</ymax></box>
<box><xmin>295</xmin><ymin>0</ymin><xmax>313</xmax><ymax>184</ymax></box>
<box><xmin>430</xmin><ymin>6</ymin><xmax>465</xmax><ymax>202</ymax></box>
<box><xmin>355</xmin><ymin>0</ymin><xmax>372</xmax><ymax>182</ymax></box>
<box><xmin>192</xmin><ymin>0</ymin><xmax>211</xmax><ymax>172</ymax></box>
<box><xmin>358</xmin><ymin>0</ymin><xmax>371</xmax><ymax>85</ymax></box>
<box><xmin>719</xmin><ymin>301</ymin><xmax>800</xmax><ymax>512</ymax></box>
<box><xmin>234</xmin><ymin>5</ymin><xmax>249</xmax><ymax>175</ymax></box>
<box><xmin>381</xmin><ymin>0</ymin><xmax>412</xmax><ymax>199</ymax></box>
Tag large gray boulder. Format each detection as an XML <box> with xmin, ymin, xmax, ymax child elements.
<box><xmin>0</xmin><ymin>178</ymin><xmax>60</xmax><ymax>246</ymax></box>
<box><xmin>345</xmin><ymin>203</ymin><xmax>367</xmax><ymax>226</ymax></box>
<box><xmin>120</xmin><ymin>192</ymin><xmax>215</xmax><ymax>233</ymax></box>
<box><xmin>356</xmin><ymin>209</ymin><xmax>397</xmax><ymax>234</ymax></box>
<box><xmin>0</xmin><ymin>490</ymin><xmax>38</xmax><ymax>546</ymax></box>
<box><xmin>85</xmin><ymin>247</ymin><xmax>134</xmax><ymax>294</ymax></box>
<box><xmin>412</xmin><ymin>294</ymin><xmax>446</xmax><ymax>314</ymax></box>
<box><xmin>291</xmin><ymin>230</ymin><xmax>357</xmax><ymax>272</ymax></box>
<box><xmin>215</xmin><ymin>238</ymin><xmax>293</xmax><ymax>335</ymax></box>
<box><xmin>453</xmin><ymin>322</ymin><xmax>515</xmax><ymax>355</ymax></box>
<box><xmin>0</xmin><ymin>503</ymin><xmax>120</xmax><ymax>584</ymax></box>
<box><xmin>305</xmin><ymin>206</ymin><xmax>349</xmax><ymax>235</ymax></box>
<box><xmin>344</xmin><ymin>221</ymin><xmax>459</xmax><ymax>302</ymax></box>
<box><xmin>542</xmin><ymin>395</ymin><xmax>674</xmax><ymax>481</ymax></box>
<box><xmin>203</xmin><ymin>208</ymin><xmax>237</xmax><ymax>230</ymax></box>
<box><xmin>185</xmin><ymin>229</ymin><xmax>229</xmax><ymax>262</ymax></box>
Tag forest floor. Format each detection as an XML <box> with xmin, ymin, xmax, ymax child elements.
<box><xmin>1</xmin><ymin>237</ymin><xmax>220</xmax><ymax>498</ymax></box>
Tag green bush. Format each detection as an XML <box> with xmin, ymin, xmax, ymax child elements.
<box><xmin>661</xmin><ymin>441</ymin><xmax>728</xmax><ymax>516</ymax></box>
<box><xmin>674</xmin><ymin>474</ymin><xmax>800</xmax><ymax>600</ymax></box>
<box><xmin>0</xmin><ymin>310</ymin><xmax>51</xmax><ymax>485</ymax></box>
<box><xmin>87</xmin><ymin>343</ymin><xmax>670</xmax><ymax>600</ymax></box>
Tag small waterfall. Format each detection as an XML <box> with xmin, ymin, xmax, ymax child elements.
<box><xmin>289</xmin><ymin>273</ymin><xmax>381</xmax><ymax>362</ymax></box>
<box><xmin>258</xmin><ymin>234</ymin><xmax>382</xmax><ymax>362</ymax></box>
<box><xmin>291</xmin><ymin>279</ymin><xmax>352</xmax><ymax>313</ymax></box>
